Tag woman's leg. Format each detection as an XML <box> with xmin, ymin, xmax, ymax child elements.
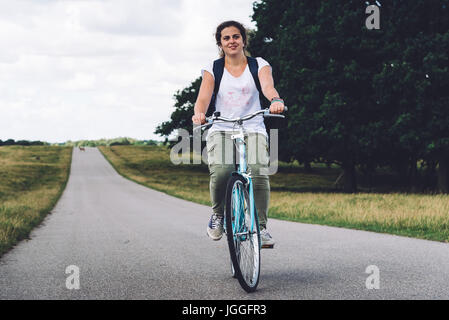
<box><xmin>207</xmin><ymin>132</ymin><xmax>234</xmax><ymax>217</ymax></box>
<box><xmin>246</xmin><ymin>133</ymin><xmax>270</xmax><ymax>229</ymax></box>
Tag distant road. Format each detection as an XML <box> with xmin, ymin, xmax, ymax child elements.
<box><xmin>0</xmin><ymin>147</ymin><xmax>448</xmax><ymax>299</ymax></box>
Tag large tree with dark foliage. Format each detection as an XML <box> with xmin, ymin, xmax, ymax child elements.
<box><xmin>155</xmin><ymin>77</ymin><xmax>201</xmax><ymax>144</ymax></box>
<box><xmin>156</xmin><ymin>0</ymin><xmax>449</xmax><ymax>193</ymax></box>
<box><xmin>248</xmin><ymin>0</ymin><xmax>449</xmax><ymax>192</ymax></box>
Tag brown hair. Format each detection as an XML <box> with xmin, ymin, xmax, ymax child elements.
<box><xmin>215</xmin><ymin>20</ymin><xmax>247</xmax><ymax>57</ymax></box>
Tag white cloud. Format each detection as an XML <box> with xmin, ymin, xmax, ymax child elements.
<box><xmin>0</xmin><ymin>0</ymin><xmax>258</xmax><ymax>143</ymax></box>
<box><xmin>77</xmin><ymin>0</ymin><xmax>184</xmax><ymax>37</ymax></box>
<box><xmin>62</xmin><ymin>72</ymin><xmax>97</xmax><ymax>90</ymax></box>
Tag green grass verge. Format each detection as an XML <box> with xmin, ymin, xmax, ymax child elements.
<box><xmin>0</xmin><ymin>146</ymin><xmax>72</xmax><ymax>257</ymax></box>
<box><xmin>98</xmin><ymin>145</ymin><xmax>449</xmax><ymax>243</ymax></box>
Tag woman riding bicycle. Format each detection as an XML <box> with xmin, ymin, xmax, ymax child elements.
<box><xmin>192</xmin><ymin>20</ymin><xmax>284</xmax><ymax>247</ymax></box>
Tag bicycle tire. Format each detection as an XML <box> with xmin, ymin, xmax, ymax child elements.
<box><xmin>225</xmin><ymin>174</ymin><xmax>260</xmax><ymax>292</ymax></box>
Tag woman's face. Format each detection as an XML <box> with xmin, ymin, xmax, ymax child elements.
<box><xmin>220</xmin><ymin>26</ymin><xmax>245</xmax><ymax>56</ymax></box>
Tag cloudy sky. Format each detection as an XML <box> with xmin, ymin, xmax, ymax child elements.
<box><xmin>0</xmin><ymin>0</ymin><xmax>258</xmax><ymax>143</ymax></box>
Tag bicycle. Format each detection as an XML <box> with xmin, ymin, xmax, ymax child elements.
<box><xmin>194</xmin><ymin>107</ymin><xmax>287</xmax><ymax>292</ymax></box>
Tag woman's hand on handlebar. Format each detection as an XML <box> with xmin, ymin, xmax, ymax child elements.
<box><xmin>269</xmin><ymin>98</ymin><xmax>285</xmax><ymax>114</ymax></box>
<box><xmin>192</xmin><ymin>112</ymin><xmax>206</xmax><ymax>125</ymax></box>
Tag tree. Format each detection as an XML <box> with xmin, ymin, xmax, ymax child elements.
<box><xmin>3</xmin><ymin>139</ymin><xmax>15</xmax><ymax>146</ymax></box>
<box><xmin>249</xmin><ymin>0</ymin><xmax>391</xmax><ymax>192</ymax></box>
<box><xmin>370</xmin><ymin>1</ymin><xmax>449</xmax><ymax>192</ymax></box>
<box><xmin>16</xmin><ymin>140</ymin><xmax>31</xmax><ymax>146</ymax></box>
<box><xmin>155</xmin><ymin>77</ymin><xmax>202</xmax><ymax>142</ymax></box>
<box><xmin>156</xmin><ymin>0</ymin><xmax>449</xmax><ymax>193</ymax></box>
<box><xmin>249</xmin><ymin>0</ymin><xmax>449</xmax><ymax>192</ymax></box>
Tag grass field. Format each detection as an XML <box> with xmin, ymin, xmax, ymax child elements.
<box><xmin>0</xmin><ymin>146</ymin><xmax>72</xmax><ymax>256</ymax></box>
<box><xmin>99</xmin><ymin>145</ymin><xmax>449</xmax><ymax>242</ymax></box>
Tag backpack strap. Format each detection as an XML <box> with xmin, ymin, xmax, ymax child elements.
<box><xmin>213</xmin><ymin>57</ymin><xmax>225</xmax><ymax>96</ymax></box>
<box><xmin>247</xmin><ymin>56</ymin><xmax>262</xmax><ymax>93</ymax></box>
<box><xmin>206</xmin><ymin>57</ymin><xmax>225</xmax><ymax>117</ymax></box>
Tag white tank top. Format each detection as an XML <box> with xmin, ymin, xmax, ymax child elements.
<box><xmin>201</xmin><ymin>57</ymin><xmax>270</xmax><ymax>140</ymax></box>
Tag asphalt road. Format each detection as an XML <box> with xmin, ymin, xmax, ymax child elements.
<box><xmin>0</xmin><ymin>147</ymin><xmax>448</xmax><ymax>299</ymax></box>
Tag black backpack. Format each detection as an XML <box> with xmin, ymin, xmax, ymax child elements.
<box><xmin>205</xmin><ymin>56</ymin><xmax>264</xmax><ymax>117</ymax></box>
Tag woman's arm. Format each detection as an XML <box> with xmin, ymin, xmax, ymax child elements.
<box><xmin>258</xmin><ymin>65</ymin><xmax>285</xmax><ymax>114</ymax></box>
<box><xmin>192</xmin><ymin>71</ymin><xmax>215</xmax><ymax>124</ymax></box>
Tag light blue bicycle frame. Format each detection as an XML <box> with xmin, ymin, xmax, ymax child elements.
<box><xmin>231</xmin><ymin>127</ymin><xmax>257</xmax><ymax>238</ymax></box>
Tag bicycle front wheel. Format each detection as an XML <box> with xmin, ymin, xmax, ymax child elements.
<box><xmin>225</xmin><ymin>175</ymin><xmax>260</xmax><ymax>292</ymax></box>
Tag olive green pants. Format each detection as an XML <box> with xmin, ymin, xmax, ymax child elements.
<box><xmin>206</xmin><ymin>131</ymin><xmax>270</xmax><ymax>229</ymax></box>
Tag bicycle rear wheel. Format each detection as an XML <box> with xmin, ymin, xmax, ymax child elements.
<box><xmin>225</xmin><ymin>175</ymin><xmax>260</xmax><ymax>292</ymax></box>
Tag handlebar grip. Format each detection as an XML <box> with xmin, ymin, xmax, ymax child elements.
<box><xmin>266</xmin><ymin>105</ymin><xmax>287</xmax><ymax>115</ymax></box>
<box><xmin>268</xmin><ymin>106</ymin><xmax>288</xmax><ymax>114</ymax></box>
<box><xmin>264</xmin><ymin>114</ymin><xmax>285</xmax><ymax>119</ymax></box>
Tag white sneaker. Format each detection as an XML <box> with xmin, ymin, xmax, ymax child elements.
<box><xmin>207</xmin><ymin>214</ymin><xmax>224</xmax><ymax>241</ymax></box>
<box><xmin>260</xmin><ymin>228</ymin><xmax>275</xmax><ymax>248</ymax></box>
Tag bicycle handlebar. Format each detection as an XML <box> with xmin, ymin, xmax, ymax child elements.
<box><xmin>193</xmin><ymin>106</ymin><xmax>288</xmax><ymax>131</ymax></box>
